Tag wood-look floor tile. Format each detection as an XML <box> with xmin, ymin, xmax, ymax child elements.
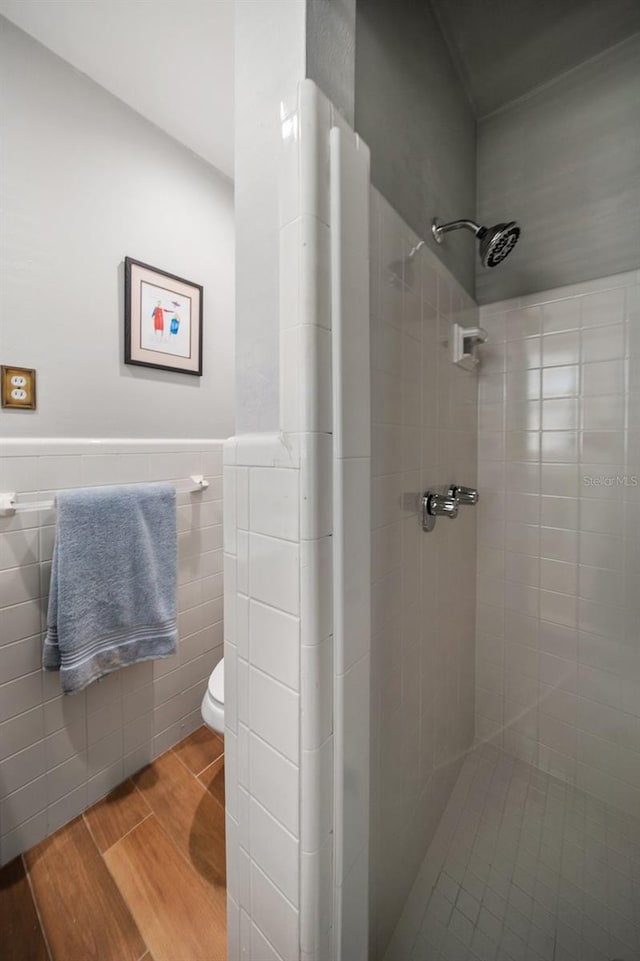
<box><xmin>173</xmin><ymin>725</ymin><xmax>224</xmax><ymax>776</ymax></box>
<box><xmin>84</xmin><ymin>779</ymin><xmax>151</xmax><ymax>853</ymax></box>
<box><xmin>133</xmin><ymin>751</ymin><xmax>226</xmax><ymax>888</ymax></box>
<box><xmin>0</xmin><ymin>856</ymin><xmax>49</xmax><ymax>961</ymax></box>
<box><xmin>25</xmin><ymin>816</ymin><xmax>145</xmax><ymax>961</ymax></box>
<box><xmin>199</xmin><ymin>756</ymin><xmax>225</xmax><ymax>809</ymax></box>
<box><xmin>104</xmin><ymin>815</ymin><xmax>226</xmax><ymax>961</ymax></box>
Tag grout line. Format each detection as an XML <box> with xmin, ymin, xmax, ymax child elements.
<box><xmin>82</xmin><ymin>778</ymin><xmax>153</xmax><ymax>854</ymax></box>
<box><xmin>202</xmin><ymin>788</ymin><xmax>226</xmax><ymax>817</ymax></box>
<box><xmin>81</xmin><ymin>810</ymin><xmax>100</xmax><ymax>852</ymax></box>
<box><xmin>130</xmin><ymin>776</ymin><xmax>154</xmax><ymax>807</ymax></box>
<box><xmin>170</xmin><ymin>731</ymin><xmax>224</xmax><ymax>782</ymax></box>
<box><xmin>152</xmin><ymin>740</ymin><xmax>227</xmax><ymax>872</ymax></box>
<box><xmin>100</xmin><ymin>812</ymin><xmax>154</xmax><ymax>854</ymax></box>
<box><xmin>22</xmin><ymin>853</ymin><xmax>54</xmax><ymax>961</ymax></box>
<box><xmin>170</xmin><ymin>744</ymin><xmax>208</xmax><ymax>783</ymax></box>
<box><xmin>139</xmin><ymin>786</ymin><xmax>226</xmax><ymax>890</ymax></box>
<box><xmin>197</xmin><ymin>753</ymin><xmax>225</xmax><ymax>780</ymax></box>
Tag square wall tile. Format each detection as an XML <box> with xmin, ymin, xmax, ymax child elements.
<box><xmin>249</xmin><ymin>600</ymin><xmax>300</xmax><ymax>691</ymax></box>
<box><xmin>250</xmin><ymin>468</ymin><xmax>299</xmax><ymax>541</ymax></box>
<box><xmin>249</xmin><ymin>667</ymin><xmax>300</xmax><ymax>765</ymax></box>
<box><xmin>249</xmin><ymin>533</ymin><xmax>300</xmax><ymax>616</ymax></box>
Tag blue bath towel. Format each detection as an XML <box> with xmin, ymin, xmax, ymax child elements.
<box><xmin>44</xmin><ymin>482</ymin><xmax>177</xmax><ymax>694</ymax></box>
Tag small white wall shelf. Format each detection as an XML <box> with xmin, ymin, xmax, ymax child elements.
<box><xmin>450</xmin><ymin>323</ymin><xmax>488</xmax><ymax>370</ymax></box>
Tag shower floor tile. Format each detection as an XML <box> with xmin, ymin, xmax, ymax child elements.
<box><xmin>0</xmin><ymin>725</ymin><xmax>227</xmax><ymax>961</ymax></box>
<box><xmin>393</xmin><ymin>745</ymin><xmax>640</xmax><ymax>961</ymax></box>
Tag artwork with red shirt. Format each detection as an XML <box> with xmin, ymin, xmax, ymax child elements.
<box><xmin>125</xmin><ymin>257</ymin><xmax>203</xmax><ymax>376</ymax></box>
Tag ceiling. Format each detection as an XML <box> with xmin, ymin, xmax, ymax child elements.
<box><xmin>5</xmin><ymin>0</ymin><xmax>639</xmax><ymax>170</ymax></box>
<box><xmin>431</xmin><ymin>0</ymin><xmax>640</xmax><ymax>117</ymax></box>
<box><xmin>0</xmin><ymin>0</ymin><xmax>234</xmax><ymax>178</ymax></box>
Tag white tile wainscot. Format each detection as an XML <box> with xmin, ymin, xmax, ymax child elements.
<box><xmin>0</xmin><ymin>438</ymin><xmax>224</xmax><ymax>864</ymax></box>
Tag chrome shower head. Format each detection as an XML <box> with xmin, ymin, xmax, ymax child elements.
<box><xmin>477</xmin><ymin>222</ymin><xmax>521</xmax><ymax>268</ymax></box>
<box><xmin>432</xmin><ymin>217</ymin><xmax>521</xmax><ymax>268</ymax></box>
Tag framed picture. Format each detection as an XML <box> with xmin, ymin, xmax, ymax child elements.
<box><xmin>124</xmin><ymin>257</ymin><xmax>203</xmax><ymax>376</ymax></box>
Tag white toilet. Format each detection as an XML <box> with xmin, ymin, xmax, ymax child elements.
<box><xmin>201</xmin><ymin>658</ymin><xmax>224</xmax><ymax>734</ymax></box>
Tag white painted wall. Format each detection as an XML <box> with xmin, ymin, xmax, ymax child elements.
<box><xmin>0</xmin><ymin>0</ymin><xmax>234</xmax><ymax>177</ymax></box>
<box><xmin>0</xmin><ymin>18</ymin><xmax>235</xmax><ymax>439</ymax></box>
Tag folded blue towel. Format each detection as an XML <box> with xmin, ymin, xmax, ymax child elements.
<box><xmin>44</xmin><ymin>482</ymin><xmax>178</xmax><ymax>694</ymax></box>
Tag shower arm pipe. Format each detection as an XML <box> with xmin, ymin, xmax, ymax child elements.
<box><xmin>407</xmin><ymin>219</ymin><xmax>486</xmax><ymax>259</ymax></box>
<box><xmin>432</xmin><ymin>218</ymin><xmax>483</xmax><ymax>244</ymax></box>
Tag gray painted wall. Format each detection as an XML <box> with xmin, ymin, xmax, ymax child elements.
<box><xmin>306</xmin><ymin>0</ymin><xmax>356</xmax><ymax>125</ymax></box>
<box><xmin>234</xmin><ymin>0</ymin><xmax>306</xmax><ymax>433</ymax></box>
<box><xmin>476</xmin><ymin>33</ymin><xmax>640</xmax><ymax>305</ymax></box>
<box><xmin>355</xmin><ymin>0</ymin><xmax>477</xmax><ymax>296</ymax></box>
<box><xmin>0</xmin><ymin>17</ymin><xmax>235</xmax><ymax>438</ymax></box>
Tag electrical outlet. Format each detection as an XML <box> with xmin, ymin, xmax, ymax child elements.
<box><xmin>1</xmin><ymin>366</ymin><xmax>37</xmax><ymax>409</ymax></box>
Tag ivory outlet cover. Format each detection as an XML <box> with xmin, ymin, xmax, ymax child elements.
<box><xmin>1</xmin><ymin>366</ymin><xmax>37</xmax><ymax>409</ymax></box>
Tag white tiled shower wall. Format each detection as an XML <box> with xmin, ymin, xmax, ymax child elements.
<box><xmin>475</xmin><ymin>270</ymin><xmax>640</xmax><ymax>817</ymax></box>
<box><xmin>370</xmin><ymin>188</ymin><xmax>479</xmax><ymax>960</ymax></box>
<box><xmin>0</xmin><ymin>439</ymin><xmax>224</xmax><ymax>865</ymax></box>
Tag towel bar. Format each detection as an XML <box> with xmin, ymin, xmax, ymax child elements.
<box><xmin>0</xmin><ymin>475</ymin><xmax>209</xmax><ymax>517</ymax></box>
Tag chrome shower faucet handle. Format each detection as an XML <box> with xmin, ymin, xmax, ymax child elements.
<box><xmin>422</xmin><ymin>491</ymin><xmax>459</xmax><ymax>531</ymax></box>
<box><xmin>448</xmin><ymin>484</ymin><xmax>479</xmax><ymax>505</ymax></box>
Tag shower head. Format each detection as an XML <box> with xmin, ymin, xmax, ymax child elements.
<box><xmin>432</xmin><ymin>217</ymin><xmax>521</xmax><ymax>268</ymax></box>
<box><xmin>477</xmin><ymin>222</ymin><xmax>521</xmax><ymax>268</ymax></box>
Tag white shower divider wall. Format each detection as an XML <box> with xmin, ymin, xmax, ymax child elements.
<box><xmin>224</xmin><ymin>79</ymin><xmax>371</xmax><ymax>961</ymax></box>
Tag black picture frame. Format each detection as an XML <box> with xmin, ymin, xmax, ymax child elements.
<box><xmin>124</xmin><ymin>256</ymin><xmax>204</xmax><ymax>376</ymax></box>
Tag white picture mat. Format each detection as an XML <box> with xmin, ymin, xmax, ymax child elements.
<box><xmin>129</xmin><ymin>263</ymin><xmax>201</xmax><ymax>372</ymax></box>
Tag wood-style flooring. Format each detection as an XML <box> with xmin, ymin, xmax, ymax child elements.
<box><xmin>0</xmin><ymin>725</ymin><xmax>226</xmax><ymax>961</ymax></box>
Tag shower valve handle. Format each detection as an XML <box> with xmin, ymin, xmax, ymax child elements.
<box><xmin>422</xmin><ymin>491</ymin><xmax>459</xmax><ymax>531</ymax></box>
<box><xmin>448</xmin><ymin>484</ymin><xmax>479</xmax><ymax>506</ymax></box>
